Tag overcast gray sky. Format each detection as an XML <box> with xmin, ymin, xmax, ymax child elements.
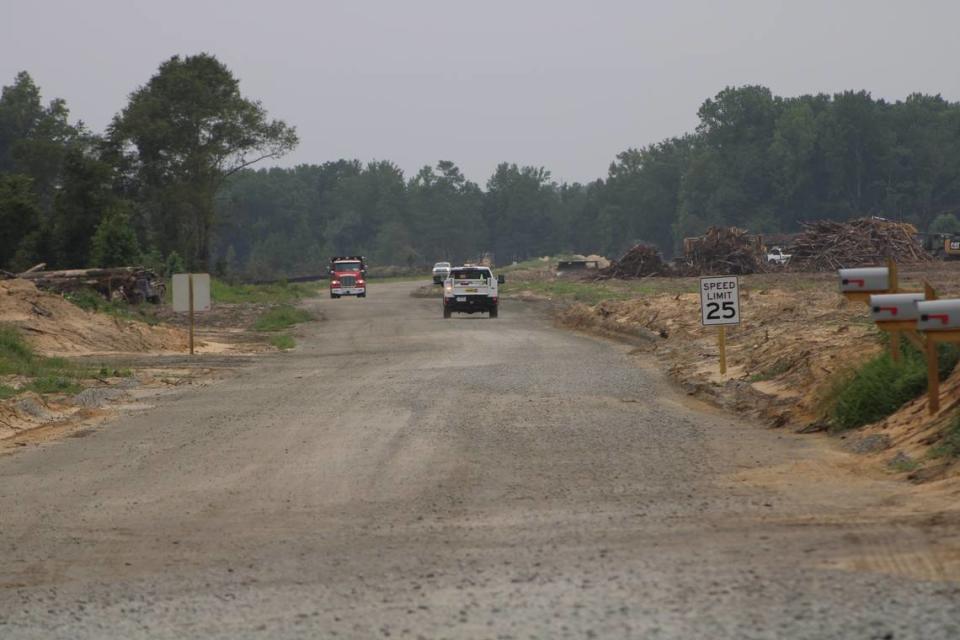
<box><xmin>3</xmin><ymin>0</ymin><xmax>959</xmax><ymax>184</ymax></box>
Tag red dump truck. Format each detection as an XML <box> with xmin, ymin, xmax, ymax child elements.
<box><xmin>329</xmin><ymin>256</ymin><xmax>367</xmax><ymax>299</ymax></box>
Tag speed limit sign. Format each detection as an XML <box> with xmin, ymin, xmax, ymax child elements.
<box><xmin>700</xmin><ymin>276</ymin><xmax>740</xmax><ymax>326</ymax></box>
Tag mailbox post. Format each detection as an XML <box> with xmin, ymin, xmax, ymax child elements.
<box><xmin>839</xmin><ymin>261</ymin><xmax>905</xmax><ymax>361</ymax></box>
<box><xmin>917</xmin><ymin>295</ymin><xmax>960</xmax><ymax>415</ymax></box>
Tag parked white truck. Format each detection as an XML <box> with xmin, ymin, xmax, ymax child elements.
<box><xmin>766</xmin><ymin>246</ymin><xmax>792</xmax><ymax>265</ymax></box>
<box><xmin>442</xmin><ymin>266</ymin><xmax>504</xmax><ymax>318</ymax></box>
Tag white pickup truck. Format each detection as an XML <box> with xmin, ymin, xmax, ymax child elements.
<box><xmin>442</xmin><ymin>266</ymin><xmax>504</xmax><ymax>318</ymax></box>
<box><xmin>432</xmin><ymin>261</ymin><xmax>451</xmax><ymax>284</ymax></box>
<box><xmin>766</xmin><ymin>246</ymin><xmax>792</xmax><ymax>265</ymax></box>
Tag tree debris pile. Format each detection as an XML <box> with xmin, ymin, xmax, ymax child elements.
<box><xmin>14</xmin><ymin>267</ymin><xmax>166</xmax><ymax>304</ymax></box>
<box><xmin>597</xmin><ymin>244</ymin><xmax>671</xmax><ymax>279</ymax></box>
<box><xmin>787</xmin><ymin>218</ymin><xmax>933</xmax><ymax>271</ymax></box>
<box><xmin>676</xmin><ymin>226</ymin><xmax>768</xmax><ymax>275</ymax></box>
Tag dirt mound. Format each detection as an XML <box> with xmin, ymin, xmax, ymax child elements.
<box><xmin>598</xmin><ymin>244</ymin><xmax>670</xmax><ymax>279</ymax></box>
<box><xmin>788</xmin><ymin>218</ymin><xmax>932</xmax><ymax>271</ymax></box>
<box><xmin>0</xmin><ymin>279</ymin><xmax>188</xmax><ymax>355</ymax></box>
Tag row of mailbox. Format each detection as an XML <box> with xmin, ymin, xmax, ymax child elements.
<box><xmin>838</xmin><ymin>267</ymin><xmax>959</xmax><ymax>330</ymax></box>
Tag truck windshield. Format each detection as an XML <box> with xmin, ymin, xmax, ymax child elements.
<box><xmin>453</xmin><ymin>269</ymin><xmax>490</xmax><ymax>281</ymax></box>
<box><xmin>334</xmin><ymin>262</ymin><xmax>362</xmax><ymax>272</ymax></box>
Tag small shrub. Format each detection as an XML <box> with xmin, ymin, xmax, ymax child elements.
<box><xmin>828</xmin><ymin>343</ymin><xmax>960</xmax><ymax>431</ymax></box>
<box><xmin>164</xmin><ymin>251</ymin><xmax>186</xmax><ymax>277</ymax></box>
<box><xmin>889</xmin><ymin>456</ymin><xmax>920</xmax><ymax>473</ymax></box>
<box><xmin>28</xmin><ymin>376</ymin><xmax>82</xmax><ymax>395</ymax></box>
<box><xmin>0</xmin><ymin>384</ymin><xmax>18</xmax><ymax>399</ymax></box>
<box><xmin>64</xmin><ymin>289</ymin><xmax>106</xmax><ymax>312</ymax></box>
<box><xmin>929</xmin><ymin>416</ymin><xmax>960</xmax><ymax>459</ymax></box>
<box><xmin>253</xmin><ymin>306</ymin><xmax>314</xmax><ymax>332</ymax></box>
<box><xmin>270</xmin><ymin>335</ymin><xmax>296</xmax><ymax>350</ymax></box>
<box><xmin>0</xmin><ymin>324</ymin><xmax>95</xmax><ymax>384</ymax></box>
<box><xmin>0</xmin><ymin>325</ymin><xmax>35</xmax><ymax>372</ymax></box>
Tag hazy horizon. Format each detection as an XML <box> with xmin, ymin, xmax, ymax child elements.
<box><xmin>3</xmin><ymin>0</ymin><xmax>960</xmax><ymax>184</ymax></box>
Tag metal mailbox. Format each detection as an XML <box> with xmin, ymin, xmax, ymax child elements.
<box><xmin>838</xmin><ymin>267</ymin><xmax>890</xmax><ymax>293</ymax></box>
<box><xmin>917</xmin><ymin>299</ymin><xmax>960</xmax><ymax>331</ymax></box>
<box><xmin>869</xmin><ymin>293</ymin><xmax>925</xmax><ymax>322</ymax></box>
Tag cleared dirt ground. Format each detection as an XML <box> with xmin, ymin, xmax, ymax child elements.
<box><xmin>1</xmin><ymin>281</ymin><xmax>958</xmax><ymax>639</ymax></box>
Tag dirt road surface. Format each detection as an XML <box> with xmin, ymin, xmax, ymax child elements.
<box><xmin>2</xmin><ymin>282</ymin><xmax>958</xmax><ymax>639</ymax></box>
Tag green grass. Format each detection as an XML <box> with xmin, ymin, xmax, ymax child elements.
<box><xmin>502</xmin><ymin>273</ymin><xmax>695</xmax><ymax>305</ymax></box>
<box><xmin>889</xmin><ymin>457</ymin><xmax>921</xmax><ymax>473</ymax></box>
<box><xmin>500</xmin><ymin>258</ymin><xmax>554</xmax><ymax>272</ymax></box>
<box><xmin>826</xmin><ymin>342</ymin><xmax>960</xmax><ymax>431</ymax></box>
<box><xmin>0</xmin><ymin>325</ymin><xmax>94</xmax><ymax>397</ymax></box>
<box><xmin>929</xmin><ymin>415</ymin><xmax>960</xmax><ymax>459</ymax></box>
<box><xmin>211</xmin><ymin>279</ymin><xmax>318</xmax><ymax>304</ymax></box>
<box><xmin>65</xmin><ymin>289</ymin><xmax>160</xmax><ymax>325</ymax></box>
<box><xmin>98</xmin><ymin>366</ymin><xmax>133</xmax><ymax>378</ymax></box>
<box><xmin>269</xmin><ymin>334</ymin><xmax>296</xmax><ymax>350</ymax></box>
<box><xmin>503</xmin><ymin>280</ymin><xmax>631</xmax><ymax>305</ymax></box>
<box><xmin>26</xmin><ymin>376</ymin><xmax>83</xmax><ymax>395</ymax></box>
<box><xmin>253</xmin><ymin>306</ymin><xmax>314</xmax><ymax>332</ymax></box>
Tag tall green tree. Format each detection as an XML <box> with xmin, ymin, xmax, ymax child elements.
<box><xmin>0</xmin><ymin>174</ymin><xmax>41</xmax><ymax>269</ymax></box>
<box><xmin>106</xmin><ymin>53</ymin><xmax>298</xmax><ymax>269</ymax></box>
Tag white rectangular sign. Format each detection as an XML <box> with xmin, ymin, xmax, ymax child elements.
<box><xmin>172</xmin><ymin>273</ymin><xmax>211</xmax><ymax>313</ymax></box>
<box><xmin>700</xmin><ymin>276</ymin><xmax>740</xmax><ymax>326</ymax></box>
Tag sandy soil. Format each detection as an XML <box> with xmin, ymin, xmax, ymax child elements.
<box><xmin>0</xmin><ymin>279</ymin><xmax>295</xmax><ymax>443</ymax></box>
<box><xmin>0</xmin><ymin>278</ymin><xmax>188</xmax><ymax>355</ymax></box>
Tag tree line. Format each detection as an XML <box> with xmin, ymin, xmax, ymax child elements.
<box><xmin>4</xmin><ymin>56</ymin><xmax>960</xmax><ymax>279</ymax></box>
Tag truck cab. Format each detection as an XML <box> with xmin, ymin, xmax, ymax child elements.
<box><xmin>330</xmin><ymin>256</ymin><xmax>367</xmax><ymax>298</ymax></box>
<box><xmin>442</xmin><ymin>266</ymin><xmax>504</xmax><ymax>318</ymax></box>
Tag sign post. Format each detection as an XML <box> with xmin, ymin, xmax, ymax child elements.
<box><xmin>699</xmin><ymin>275</ymin><xmax>741</xmax><ymax>376</ymax></box>
<box><xmin>172</xmin><ymin>273</ymin><xmax>211</xmax><ymax>355</ymax></box>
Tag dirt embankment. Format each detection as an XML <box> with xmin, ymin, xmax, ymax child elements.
<box><xmin>550</xmin><ymin>265</ymin><xmax>960</xmax><ymax>481</ymax></box>
<box><xmin>1</xmin><ymin>278</ymin><xmax>188</xmax><ymax>355</ymax></box>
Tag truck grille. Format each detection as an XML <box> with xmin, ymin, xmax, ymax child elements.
<box><xmin>341</xmin><ymin>275</ymin><xmax>356</xmax><ymax>287</ymax></box>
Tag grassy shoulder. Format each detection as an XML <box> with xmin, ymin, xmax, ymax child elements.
<box><xmin>211</xmin><ymin>279</ymin><xmax>319</xmax><ymax>304</ymax></box>
<box><xmin>822</xmin><ymin>342</ymin><xmax>960</xmax><ymax>431</ymax></box>
<box><xmin>269</xmin><ymin>335</ymin><xmax>296</xmax><ymax>350</ymax></box>
<box><xmin>65</xmin><ymin>289</ymin><xmax>161</xmax><ymax>325</ymax></box>
<box><xmin>254</xmin><ymin>306</ymin><xmax>314</xmax><ymax>332</ymax></box>
<box><xmin>930</xmin><ymin>416</ymin><xmax>960</xmax><ymax>459</ymax></box>
<box><xmin>0</xmin><ymin>325</ymin><xmax>97</xmax><ymax>397</ymax></box>
<box><xmin>503</xmin><ymin>275</ymin><xmax>695</xmax><ymax>305</ymax></box>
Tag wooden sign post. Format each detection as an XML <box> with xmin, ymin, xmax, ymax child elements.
<box><xmin>700</xmin><ymin>275</ymin><xmax>741</xmax><ymax>377</ymax></box>
<box><xmin>172</xmin><ymin>273</ymin><xmax>211</xmax><ymax>355</ymax></box>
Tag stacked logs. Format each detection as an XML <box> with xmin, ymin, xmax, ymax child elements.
<box><xmin>597</xmin><ymin>244</ymin><xmax>671</xmax><ymax>279</ymax></box>
<box><xmin>676</xmin><ymin>226</ymin><xmax>768</xmax><ymax>276</ymax></box>
<box><xmin>786</xmin><ymin>218</ymin><xmax>932</xmax><ymax>271</ymax></box>
<box><xmin>15</xmin><ymin>266</ymin><xmax>166</xmax><ymax>304</ymax></box>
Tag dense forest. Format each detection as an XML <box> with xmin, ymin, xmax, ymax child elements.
<box><xmin>4</xmin><ymin>55</ymin><xmax>960</xmax><ymax>279</ymax></box>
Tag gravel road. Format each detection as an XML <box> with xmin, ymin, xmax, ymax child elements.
<box><xmin>1</xmin><ymin>281</ymin><xmax>958</xmax><ymax>639</ymax></box>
